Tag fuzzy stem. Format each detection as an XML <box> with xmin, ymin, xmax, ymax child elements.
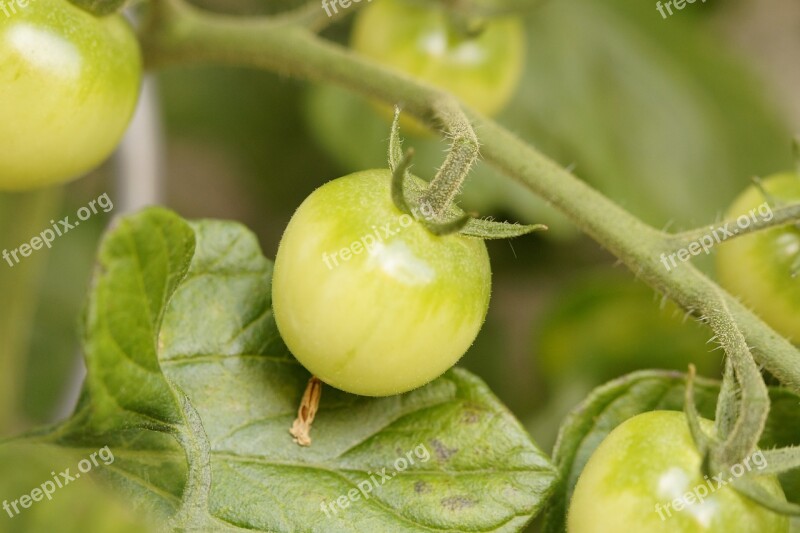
<box><xmin>670</xmin><ymin>202</ymin><xmax>800</xmax><ymax>249</ymax></box>
<box><xmin>420</xmin><ymin>97</ymin><xmax>480</xmax><ymax>220</ymax></box>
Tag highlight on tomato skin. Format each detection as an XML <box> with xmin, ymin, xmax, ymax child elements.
<box><xmin>0</xmin><ymin>0</ymin><xmax>142</xmax><ymax>191</ymax></box>
<box><xmin>715</xmin><ymin>172</ymin><xmax>800</xmax><ymax>341</ymax></box>
<box><xmin>567</xmin><ymin>411</ymin><xmax>790</xmax><ymax>533</ymax></box>
<box><xmin>271</xmin><ymin>169</ymin><xmax>492</xmax><ymax>397</ymax></box>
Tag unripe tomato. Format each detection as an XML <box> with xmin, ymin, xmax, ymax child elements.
<box><xmin>272</xmin><ymin>169</ymin><xmax>491</xmax><ymax>396</ymax></box>
<box><xmin>0</xmin><ymin>0</ymin><xmax>141</xmax><ymax>190</ymax></box>
<box><xmin>350</xmin><ymin>0</ymin><xmax>525</xmax><ymax>135</ymax></box>
<box><xmin>715</xmin><ymin>173</ymin><xmax>800</xmax><ymax>341</ymax></box>
<box><xmin>568</xmin><ymin>411</ymin><xmax>789</xmax><ymax>533</ymax></box>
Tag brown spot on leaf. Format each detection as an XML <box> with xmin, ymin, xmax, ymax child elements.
<box><xmin>460</xmin><ymin>402</ymin><xmax>486</xmax><ymax>424</ymax></box>
<box><xmin>431</xmin><ymin>439</ymin><xmax>458</xmax><ymax>461</ymax></box>
<box><xmin>441</xmin><ymin>496</ymin><xmax>476</xmax><ymax>511</ymax></box>
<box><xmin>461</xmin><ymin>410</ymin><xmax>480</xmax><ymax>424</ymax></box>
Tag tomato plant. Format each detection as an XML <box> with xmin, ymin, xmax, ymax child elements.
<box><xmin>716</xmin><ymin>173</ymin><xmax>800</xmax><ymax>341</ymax></box>
<box><xmin>568</xmin><ymin>410</ymin><xmax>789</xmax><ymax>533</ymax></box>
<box><xmin>350</xmin><ymin>0</ymin><xmax>525</xmax><ymax>134</ymax></box>
<box><xmin>0</xmin><ymin>0</ymin><xmax>141</xmax><ymax>190</ymax></box>
<box><xmin>1</xmin><ymin>1</ymin><xmax>799</xmax><ymax>532</ymax></box>
<box><xmin>272</xmin><ymin>169</ymin><xmax>491</xmax><ymax>396</ymax></box>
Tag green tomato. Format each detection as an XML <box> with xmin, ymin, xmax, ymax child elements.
<box><xmin>350</xmin><ymin>0</ymin><xmax>525</xmax><ymax>134</ymax></box>
<box><xmin>568</xmin><ymin>411</ymin><xmax>789</xmax><ymax>533</ymax></box>
<box><xmin>715</xmin><ymin>173</ymin><xmax>800</xmax><ymax>341</ymax></box>
<box><xmin>272</xmin><ymin>169</ymin><xmax>491</xmax><ymax>396</ymax></box>
<box><xmin>0</xmin><ymin>0</ymin><xmax>141</xmax><ymax>190</ymax></box>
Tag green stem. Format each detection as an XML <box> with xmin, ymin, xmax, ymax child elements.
<box><xmin>670</xmin><ymin>202</ymin><xmax>800</xmax><ymax>249</ymax></box>
<box><xmin>140</xmin><ymin>0</ymin><xmax>800</xmax><ymax>394</ymax></box>
<box><xmin>420</xmin><ymin>97</ymin><xmax>481</xmax><ymax>219</ymax></box>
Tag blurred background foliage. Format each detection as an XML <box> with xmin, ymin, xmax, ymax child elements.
<box><xmin>0</xmin><ymin>2</ymin><xmax>798</xmax><ymax>523</ymax></box>
<box><xmin>0</xmin><ymin>442</ymin><xmax>153</xmax><ymax>532</ymax></box>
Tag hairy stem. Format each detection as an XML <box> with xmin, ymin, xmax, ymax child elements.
<box><xmin>421</xmin><ymin>97</ymin><xmax>481</xmax><ymax>219</ymax></box>
<box><xmin>671</xmin><ymin>202</ymin><xmax>800</xmax><ymax>249</ymax></box>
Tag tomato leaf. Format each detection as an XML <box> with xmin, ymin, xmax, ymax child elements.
<box><xmin>14</xmin><ymin>207</ymin><xmax>557</xmax><ymax>532</ymax></box>
<box><xmin>541</xmin><ymin>370</ymin><xmax>800</xmax><ymax>533</ymax></box>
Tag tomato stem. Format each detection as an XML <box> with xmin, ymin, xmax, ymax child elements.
<box><xmin>419</xmin><ymin>98</ymin><xmax>480</xmax><ymax>220</ymax></box>
<box><xmin>668</xmin><ymin>200</ymin><xmax>800</xmax><ymax>250</ymax></box>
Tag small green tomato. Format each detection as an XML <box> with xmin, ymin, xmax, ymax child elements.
<box><xmin>0</xmin><ymin>0</ymin><xmax>141</xmax><ymax>190</ymax></box>
<box><xmin>350</xmin><ymin>0</ymin><xmax>525</xmax><ymax>135</ymax></box>
<box><xmin>716</xmin><ymin>173</ymin><xmax>800</xmax><ymax>341</ymax></box>
<box><xmin>568</xmin><ymin>411</ymin><xmax>789</xmax><ymax>533</ymax></box>
<box><xmin>272</xmin><ymin>169</ymin><xmax>491</xmax><ymax>396</ymax></box>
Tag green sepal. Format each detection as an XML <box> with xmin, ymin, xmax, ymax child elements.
<box><xmin>461</xmin><ymin>218</ymin><xmax>547</xmax><ymax>239</ymax></box>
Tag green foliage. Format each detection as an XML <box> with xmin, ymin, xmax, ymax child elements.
<box><xmin>7</xmin><ymin>208</ymin><xmax>557</xmax><ymax>532</ymax></box>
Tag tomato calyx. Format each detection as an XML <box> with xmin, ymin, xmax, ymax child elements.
<box><xmin>390</xmin><ymin>145</ymin><xmax>472</xmax><ymax>236</ymax></box>
<box><xmin>684</xmin><ymin>365</ymin><xmax>800</xmax><ymax>517</ymax></box>
<box><xmin>388</xmin><ymin>107</ymin><xmax>547</xmax><ymax>239</ymax></box>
